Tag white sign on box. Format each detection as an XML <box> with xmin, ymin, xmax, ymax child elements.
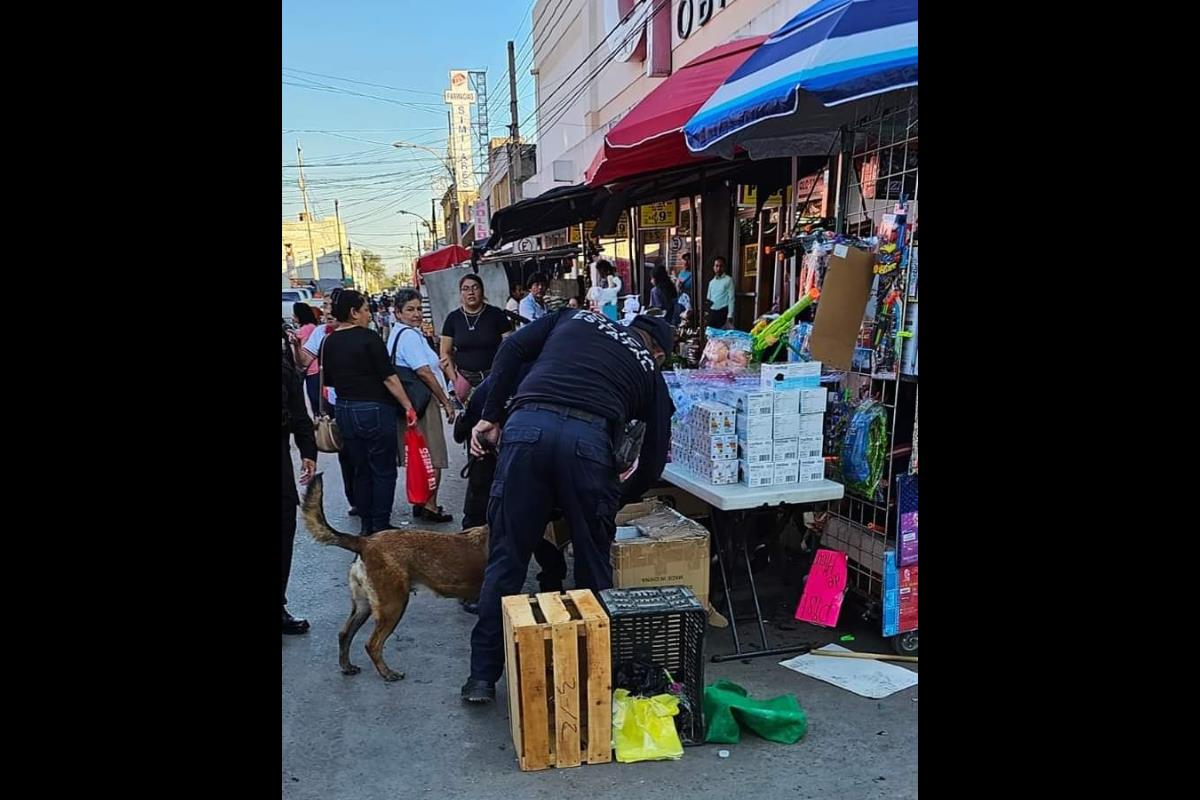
<box><xmin>772</xmin><ymin>390</ymin><xmax>801</xmax><ymax>416</ymax></box>
<box><xmin>736</xmin><ymin>414</ymin><xmax>773</xmax><ymax>443</ymax></box>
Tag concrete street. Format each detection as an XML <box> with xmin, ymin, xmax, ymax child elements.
<box><xmin>283</xmin><ymin>438</ymin><xmax>917</xmax><ymax>799</ymax></box>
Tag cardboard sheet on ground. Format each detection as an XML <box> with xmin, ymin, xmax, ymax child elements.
<box><xmin>779</xmin><ymin>645</ymin><xmax>918</xmax><ymax>699</ymax></box>
<box><xmin>795</xmin><ymin>548</ymin><xmax>847</xmax><ymax>626</ymax></box>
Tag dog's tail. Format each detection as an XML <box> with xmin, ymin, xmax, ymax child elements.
<box><xmin>301</xmin><ymin>473</ymin><xmax>364</xmax><ymax>554</ymax></box>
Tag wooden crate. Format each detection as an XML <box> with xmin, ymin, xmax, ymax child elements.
<box><xmin>501</xmin><ymin>590</ymin><xmax>612</xmax><ymax>771</ymax></box>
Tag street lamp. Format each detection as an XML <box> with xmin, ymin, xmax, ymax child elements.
<box><xmin>398</xmin><ymin>209</ymin><xmax>435</xmax><ymax>252</ymax></box>
<box><xmin>393</xmin><ymin>140</ymin><xmax>459</xmax><ymax>247</ymax></box>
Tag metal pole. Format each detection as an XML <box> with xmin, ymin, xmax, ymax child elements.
<box><xmin>296</xmin><ymin>142</ymin><xmax>320</xmax><ymax>281</ymax></box>
<box><xmin>334</xmin><ymin>198</ymin><xmax>347</xmax><ymax>284</ymax></box>
<box><xmin>788</xmin><ymin>155</ymin><xmax>798</xmax><ymax>306</ymax></box>
<box><xmin>431</xmin><ymin>198</ymin><xmax>439</xmax><ymax>248</ymax></box>
<box><xmin>507</xmin><ymin>40</ymin><xmax>522</xmax><ymax>206</ymax></box>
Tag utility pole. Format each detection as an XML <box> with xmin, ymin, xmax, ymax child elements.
<box><xmin>334</xmin><ymin>198</ymin><xmax>348</xmax><ymax>285</ymax></box>
<box><xmin>296</xmin><ymin>141</ymin><xmax>320</xmax><ymax>281</ymax></box>
<box><xmin>507</xmin><ymin>40</ymin><xmax>522</xmax><ymax>206</ymax></box>
<box><xmin>431</xmin><ymin>197</ymin><xmax>439</xmax><ymax>248</ymax></box>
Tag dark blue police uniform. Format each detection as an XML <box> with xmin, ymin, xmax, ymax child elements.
<box><xmin>464</xmin><ymin>309</ymin><xmax>674</xmax><ymax>695</ymax></box>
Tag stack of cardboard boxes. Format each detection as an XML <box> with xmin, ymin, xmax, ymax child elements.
<box><xmin>717</xmin><ymin>363</ymin><xmax>828</xmax><ymax>488</ymax></box>
<box><xmin>670</xmin><ymin>400</ymin><xmax>738</xmax><ymax>485</ymax></box>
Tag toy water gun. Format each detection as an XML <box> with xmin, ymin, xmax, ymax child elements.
<box><xmin>752</xmin><ymin>287</ymin><xmax>820</xmax><ymax>360</ymax></box>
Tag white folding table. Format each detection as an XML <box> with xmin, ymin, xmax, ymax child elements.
<box><xmin>662</xmin><ymin>464</ymin><xmax>845</xmax><ymax>662</ymax></box>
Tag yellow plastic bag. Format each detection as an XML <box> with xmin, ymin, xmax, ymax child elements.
<box><xmin>612</xmin><ymin>688</ymin><xmax>684</xmax><ymax>763</ymax></box>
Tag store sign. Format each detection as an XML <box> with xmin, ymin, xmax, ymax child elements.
<box><xmin>639</xmin><ymin>201</ymin><xmax>677</xmax><ymax>228</ymax></box>
<box><xmin>445</xmin><ymin>70</ymin><xmax>478</xmax><ymax>192</ymax></box>
<box><xmin>615</xmin><ymin>211</ymin><xmax>630</xmax><ymax>239</ymax></box>
<box><xmin>473</xmin><ymin>200</ymin><xmax>490</xmax><ymax>241</ymax></box>
<box><xmin>738</xmin><ymin>185</ymin><xmax>783</xmax><ymax>208</ymax></box>
<box><xmin>606</xmin><ymin>0</ymin><xmax>672</xmax><ymax>77</ymax></box>
<box><xmin>678</xmin><ymin>0</ymin><xmax>735</xmax><ymax>40</ymax></box>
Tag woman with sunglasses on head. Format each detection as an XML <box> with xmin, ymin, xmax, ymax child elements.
<box><xmin>391</xmin><ymin>289</ymin><xmax>458</xmax><ymax>524</ymax></box>
<box><xmin>439</xmin><ymin>274</ymin><xmax>512</xmax><ymax>403</ymax></box>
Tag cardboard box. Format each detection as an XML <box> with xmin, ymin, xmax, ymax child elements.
<box><xmin>797</xmin><ymin>456</ymin><xmax>826</xmax><ymax>483</ymax></box>
<box><xmin>611</xmin><ymin>504</ymin><xmax>710</xmax><ymax>609</ymax></box>
<box><xmin>641</xmin><ymin>485</ymin><xmax>709</xmax><ymax>520</ymax></box>
<box><xmin>811</xmin><ymin>244</ymin><xmax>875</xmax><ymax>370</ymax></box>
<box><xmin>717</xmin><ymin>388</ymin><xmax>774</xmax><ymax>418</ymax></box>
<box><xmin>799</xmin><ymin>387</ymin><xmax>828</xmax><ymax>415</ymax></box>
<box><xmin>796</xmin><ymin>435</ymin><xmax>824</xmax><ymax>459</ymax></box>
<box><xmin>773</xmin><ymin>437</ymin><xmax>799</xmax><ymax>462</ymax></box>
<box><xmin>796</xmin><ymin>414</ymin><xmax>825</xmax><ymax>438</ymax></box>
<box><xmin>773</xmin><ymin>414</ymin><xmax>802</xmax><ymax>439</ymax></box>
<box><xmin>694</xmin><ymin>433</ymin><xmax>738</xmax><ymax>461</ymax></box>
<box><xmin>692</xmin><ymin>457</ymin><xmax>738</xmax><ymax>485</ymax></box>
<box><xmin>690</xmin><ymin>401</ymin><xmax>736</xmax><ymax>436</ymax></box>
<box><xmin>736</xmin><ymin>413</ymin><xmax>773</xmax><ymax>443</ymax></box>
<box><xmin>772</xmin><ymin>389</ymin><xmax>801</xmax><ymax>416</ymax></box>
<box><xmin>738</xmin><ymin>438</ymin><xmax>774</xmax><ymax>465</ymax></box>
<box><xmin>740</xmin><ymin>459</ymin><xmax>774</xmax><ymax>488</ymax></box>
<box><xmin>760</xmin><ymin>361</ymin><xmax>822</xmax><ymax>390</ymax></box>
<box><xmin>774</xmin><ymin>459</ymin><xmax>799</xmax><ymax>485</ymax></box>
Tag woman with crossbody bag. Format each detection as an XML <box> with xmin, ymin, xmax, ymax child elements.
<box><xmin>389</xmin><ymin>289</ymin><xmax>457</xmax><ymax>523</ymax></box>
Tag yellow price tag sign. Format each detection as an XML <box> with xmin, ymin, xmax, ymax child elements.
<box><xmin>639</xmin><ymin>201</ymin><xmax>677</xmax><ymax>229</ymax></box>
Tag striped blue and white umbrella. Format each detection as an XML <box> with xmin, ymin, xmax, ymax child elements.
<box><xmin>683</xmin><ymin>0</ymin><xmax>917</xmax><ymax>159</ymax></box>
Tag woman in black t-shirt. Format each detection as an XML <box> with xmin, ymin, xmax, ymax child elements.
<box><xmin>439</xmin><ymin>273</ymin><xmax>511</xmax><ymax>400</ymax></box>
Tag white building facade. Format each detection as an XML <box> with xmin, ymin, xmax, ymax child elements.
<box><xmin>524</xmin><ymin>0</ymin><xmax>819</xmax><ymax>198</ymax></box>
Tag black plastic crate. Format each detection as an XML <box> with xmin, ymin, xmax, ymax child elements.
<box><xmin>598</xmin><ymin>586</ymin><xmax>706</xmax><ymax>745</ymax></box>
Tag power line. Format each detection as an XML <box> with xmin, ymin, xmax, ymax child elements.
<box><xmin>282</xmin><ymin>67</ymin><xmax>444</xmax><ymax>97</ymax></box>
<box><xmin>531</xmin><ymin>0</ymin><xmax>673</xmax><ymax>145</ymax></box>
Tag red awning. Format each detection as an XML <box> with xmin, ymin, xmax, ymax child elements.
<box><xmin>416</xmin><ymin>245</ymin><xmax>472</xmax><ymax>274</ymax></box>
<box><xmin>585</xmin><ymin>35</ymin><xmax>767</xmax><ymax>188</ymax></box>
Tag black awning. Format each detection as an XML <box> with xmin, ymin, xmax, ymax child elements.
<box><xmin>486</xmin><ymin>184</ymin><xmax>612</xmax><ymax>250</ymax></box>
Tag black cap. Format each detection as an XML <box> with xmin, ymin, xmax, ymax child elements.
<box><xmin>629</xmin><ymin>315</ymin><xmax>674</xmax><ymax>356</ymax></box>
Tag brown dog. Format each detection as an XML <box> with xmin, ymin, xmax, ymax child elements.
<box><xmin>301</xmin><ymin>474</ymin><xmax>488</xmax><ymax>682</ymax></box>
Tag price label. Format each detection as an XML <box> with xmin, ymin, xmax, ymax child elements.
<box><xmin>639</xmin><ymin>201</ymin><xmax>677</xmax><ymax>229</ymax></box>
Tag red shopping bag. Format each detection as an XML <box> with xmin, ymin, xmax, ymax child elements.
<box><xmin>405</xmin><ymin>426</ymin><xmax>437</xmax><ymax>505</ymax></box>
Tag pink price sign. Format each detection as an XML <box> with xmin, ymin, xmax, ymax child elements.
<box><xmin>794</xmin><ymin>549</ymin><xmax>848</xmax><ymax>627</ymax></box>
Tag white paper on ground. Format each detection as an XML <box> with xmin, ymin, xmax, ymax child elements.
<box><xmin>779</xmin><ymin>644</ymin><xmax>918</xmax><ymax>699</ymax></box>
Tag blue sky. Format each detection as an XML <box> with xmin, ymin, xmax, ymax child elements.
<box><xmin>283</xmin><ymin>0</ymin><xmax>538</xmax><ymax>274</ymax></box>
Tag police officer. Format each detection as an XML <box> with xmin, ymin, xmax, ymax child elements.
<box><xmin>282</xmin><ymin>329</ymin><xmax>318</xmax><ymax>634</ymax></box>
<box><xmin>461</xmin><ymin>308</ymin><xmax>675</xmax><ymax>703</ymax></box>
<box><xmin>453</xmin><ymin>364</ymin><xmax>567</xmax><ymax>610</ymax></box>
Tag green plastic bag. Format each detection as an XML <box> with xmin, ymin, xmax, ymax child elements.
<box><xmin>703</xmin><ymin>679</ymin><xmax>808</xmax><ymax>744</ymax></box>
<box><xmin>612</xmin><ymin>689</ymin><xmax>684</xmax><ymax>763</ymax></box>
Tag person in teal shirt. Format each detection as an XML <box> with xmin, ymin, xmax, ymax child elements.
<box><xmin>706</xmin><ymin>256</ymin><xmax>733</xmax><ymax>328</ymax></box>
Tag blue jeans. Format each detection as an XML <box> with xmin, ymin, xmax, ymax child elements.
<box><xmin>335</xmin><ymin>400</ymin><xmax>399</xmax><ymax>534</ymax></box>
<box><xmin>468</xmin><ymin>406</ymin><xmax>621</xmax><ymax>683</ymax></box>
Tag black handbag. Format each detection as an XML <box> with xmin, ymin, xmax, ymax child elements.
<box><xmin>390</xmin><ymin>326</ymin><xmax>433</xmax><ymax>417</ymax></box>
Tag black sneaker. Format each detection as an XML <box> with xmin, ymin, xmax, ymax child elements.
<box><xmin>461</xmin><ymin>678</ymin><xmax>495</xmax><ymax>704</ymax></box>
<box><xmin>460</xmin><ymin>599</ymin><xmax>479</xmax><ymax>614</ymax></box>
